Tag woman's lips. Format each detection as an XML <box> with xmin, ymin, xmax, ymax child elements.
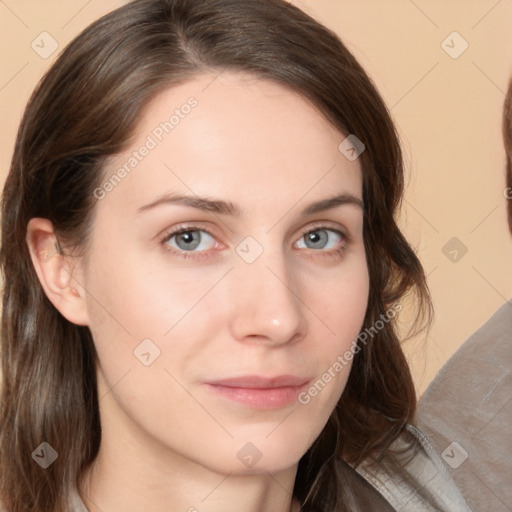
<box><xmin>204</xmin><ymin>375</ymin><xmax>311</xmax><ymax>409</ymax></box>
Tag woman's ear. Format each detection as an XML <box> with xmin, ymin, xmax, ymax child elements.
<box><xmin>26</xmin><ymin>218</ymin><xmax>90</xmax><ymax>326</ymax></box>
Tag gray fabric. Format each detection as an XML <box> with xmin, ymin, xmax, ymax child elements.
<box><xmin>417</xmin><ymin>302</ymin><xmax>512</xmax><ymax>512</ymax></box>
<box><xmin>336</xmin><ymin>457</ymin><xmax>396</xmax><ymax>511</ymax></box>
<box><xmin>355</xmin><ymin>424</ymin><xmax>472</xmax><ymax>511</ymax></box>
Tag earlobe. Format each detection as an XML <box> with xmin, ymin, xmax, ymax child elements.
<box><xmin>26</xmin><ymin>218</ymin><xmax>90</xmax><ymax>326</ymax></box>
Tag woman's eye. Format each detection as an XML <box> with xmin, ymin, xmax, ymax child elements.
<box><xmin>164</xmin><ymin>229</ymin><xmax>216</xmax><ymax>252</ymax></box>
<box><xmin>295</xmin><ymin>228</ymin><xmax>343</xmax><ymax>250</ymax></box>
<box><xmin>161</xmin><ymin>226</ymin><xmax>345</xmax><ymax>260</ymax></box>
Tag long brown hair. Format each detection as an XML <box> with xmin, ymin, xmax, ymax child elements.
<box><xmin>503</xmin><ymin>77</ymin><xmax>512</xmax><ymax>232</ymax></box>
<box><xmin>0</xmin><ymin>1</ymin><xmax>431</xmax><ymax>510</ymax></box>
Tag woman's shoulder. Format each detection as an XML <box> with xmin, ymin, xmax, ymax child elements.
<box><xmin>354</xmin><ymin>424</ymin><xmax>473</xmax><ymax>512</ymax></box>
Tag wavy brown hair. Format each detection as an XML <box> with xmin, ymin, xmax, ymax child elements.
<box><xmin>0</xmin><ymin>1</ymin><xmax>431</xmax><ymax>510</ymax></box>
<box><xmin>503</xmin><ymin>77</ymin><xmax>512</xmax><ymax>232</ymax></box>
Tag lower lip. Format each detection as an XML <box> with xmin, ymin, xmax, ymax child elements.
<box><xmin>205</xmin><ymin>383</ymin><xmax>308</xmax><ymax>409</ymax></box>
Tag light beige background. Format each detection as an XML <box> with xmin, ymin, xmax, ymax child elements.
<box><xmin>1</xmin><ymin>0</ymin><xmax>511</xmax><ymax>395</ymax></box>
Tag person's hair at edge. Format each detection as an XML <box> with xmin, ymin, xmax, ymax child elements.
<box><xmin>503</xmin><ymin>77</ymin><xmax>512</xmax><ymax>233</ymax></box>
<box><xmin>0</xmin><ymin>0</ymin><xmax>433</xmax><ymax>510</ymax></box>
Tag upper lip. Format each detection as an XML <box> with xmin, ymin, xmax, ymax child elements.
<box><xmin>206</xmin><ymin>375</ymin><xmax>310</xmax><ymax>389</ymax></box>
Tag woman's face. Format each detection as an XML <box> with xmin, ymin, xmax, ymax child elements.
<box><xmin>80</xmin><ymin>72</ymin><xmax>369</xmax><ymax>474</ymax></box>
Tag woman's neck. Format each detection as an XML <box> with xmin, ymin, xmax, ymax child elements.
<box><xmin>79</xmin><ymin>453</ymin><xmax>301</xmax><ymax>512</ymax></box>
<box><xmin>78</xmin><ymin>391</ymin><xmax>301</xmax><ymax>512</ymax></box>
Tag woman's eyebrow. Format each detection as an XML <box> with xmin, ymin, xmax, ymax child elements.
<box><xmin>136</xmin><ymin>192</ymin><xmax>363</xmax><ymax>217</ymax></box>
<box><xmin>301</xmin><ymin>194</ymin><xmax>363</xmax><ymax>215</ymax></box>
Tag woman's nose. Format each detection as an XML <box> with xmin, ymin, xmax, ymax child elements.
<box><xmin>227</xmin><ymin>251</ymin><xmax>308</xmax><ymax>347</ymax></box>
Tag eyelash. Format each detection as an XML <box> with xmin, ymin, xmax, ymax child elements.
<box><xmin>159</xmin><ymin>224</ymin><xmax>348</xmax><ymax>261</ymax></box>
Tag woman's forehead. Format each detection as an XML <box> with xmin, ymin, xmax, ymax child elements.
<box><xmin>98</xmin><ymin>72</ymin><xmax>363</xmax><ymax>215</ymax></box>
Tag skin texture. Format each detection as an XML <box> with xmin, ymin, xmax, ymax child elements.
<box><xmin>27</xmin><ymin>72</ymin><xmax>369</xmax><ymax>512</ymax></box>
